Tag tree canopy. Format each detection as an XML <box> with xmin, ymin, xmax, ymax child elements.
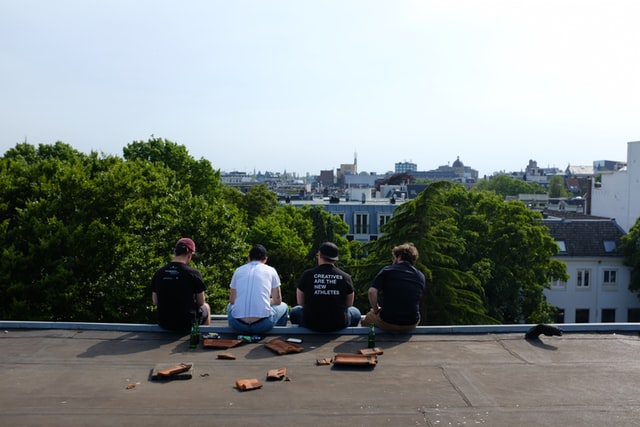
<box><xmin>358</xmin><ymin>181</ymin><xmax>493</xmax><ymax>325</ymax></box>
<box><xmin>1</xmin><ymin>139</ymin><xmax>567</xmax><ymax>325</ymax></box>
<box><xmin>0</xmin><ymin>139</ymin><xmax>246</xmax><ymax>321</ymax></box>
<box><xmin>473</xmin><ymin>174</ymin><xmax>546</xmax><ymax>197</ymax></box>
<box><xmin>621</xmin><ymin>218</ymin><xmax>640</xmax><ymax>298</ymax></box>
<box><xmin>443</xmin><ymin>185</ymin><xmax>567</xmax><ymax>323</ymax></box>
<box><xmin>548</xmin><ymin>175</ymin><xmax>571</xmax><ymax>198</ymax></box>
<box><xmin>357</xmin><ymin>181</ymin><xmax>565</xmax><ymax>325</ymax></box>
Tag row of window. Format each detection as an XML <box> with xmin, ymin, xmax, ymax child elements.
<box><xmin>555</xmin><ymin>308</ymin><xmax>640</xmax><ymax>323</ymax></box>
<box><xmin>334</xmin><ymin>212</ymin><xmax>392</xmax><ymax>235</ymax></box>
<box><xmin>551</xmin><ymin>268</ymin><xmax>618</xmax><ymax>290</ymax></box>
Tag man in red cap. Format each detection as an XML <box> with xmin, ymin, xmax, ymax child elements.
<box><xmin>151</xmin><ymin>237</ymin><xmax>211</xmax><ymax>332</ymax></box>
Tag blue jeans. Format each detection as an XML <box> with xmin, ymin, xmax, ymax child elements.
<box><xmin>289</xmin><ymin>305</ymin><xmax>361</xmax><ymax>328</ymax></box>
<box><xmin>227</xmin><ymin>302</ymin><xmax>289</xmax><ymax>334</ymax></box>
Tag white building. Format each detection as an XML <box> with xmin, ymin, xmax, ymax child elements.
<box><xmin>590</xmin><ymin>141</ymin><xmax>640</xmax><ymax>233</ymax></box>
<box><xmin>544</xmin><ymin>218</ymin><xmax>640</xmax><ymax>323</ymax></box>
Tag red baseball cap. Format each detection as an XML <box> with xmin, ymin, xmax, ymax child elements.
<box><xmin>175</xmin><ymin>237</ymin><xmax>196</xmax><ymax>253</ymax></box>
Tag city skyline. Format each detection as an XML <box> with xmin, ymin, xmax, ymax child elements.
<box><xmin>217</xmin><ymin>153</ymin><xmax>609</xmax><ymax>179</ymax></box>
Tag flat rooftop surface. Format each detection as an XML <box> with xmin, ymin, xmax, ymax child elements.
<box><xmin>2</xmin><ymin>325</ymin><xmax>640</xmax><ymax>426</ymax></box>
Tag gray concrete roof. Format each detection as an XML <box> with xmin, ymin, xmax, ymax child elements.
<box><xmin>2</xmin><ymin>322</ymin><xmax>640</xmax><ymax>426</ymax></box>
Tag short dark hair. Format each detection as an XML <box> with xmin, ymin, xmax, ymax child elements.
<box><xmin>249</xmin><ymin>244</ymin><xmax>268</xmax><ymax>261</ymax></box>
<box><xmin>318</xmin><ymin>242</ymin><xmax>339</xmax><ymax>261</ymax></box>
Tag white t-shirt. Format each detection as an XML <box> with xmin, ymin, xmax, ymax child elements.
<box><xmin>230</xmin><ymin>261</ymin><xmax>281</xmax><ymax>318</ymax></box>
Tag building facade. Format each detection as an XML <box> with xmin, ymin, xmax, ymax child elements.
<box><xmin>410</xmin><ymin>156</ymin><xmax>479</xmax><ymax>184</ymax></box>
<box><xmin>544</xmin><ymin>218</ymin><xmax>640</xmax><ymax>323</ymax></box>
<box><xmin>590</xmin><ymin>141</ymin><xmax>640</xmax><ymax>233</ymax></box>
<box><xmin>288</xmin><ymin>197</ymin><xmax>400</xmax><ymax>243</ymax></box>
<box><xmin>395</xmin><ymin>161</ymin><xmax>417</xmax><ymax>174</ymax></box>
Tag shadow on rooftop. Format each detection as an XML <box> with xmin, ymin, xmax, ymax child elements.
<box><xmin>525</xmin><ymin>336</ymin><xmax>559</xmax><ymax>351</ymax></box>
<box><xmin>77</xmin><ymin>331</ymin><xmax>186</xmax><ymax>358</ymax></box>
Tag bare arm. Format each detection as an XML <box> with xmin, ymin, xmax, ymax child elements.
<box><xmin>296</xmin><ymin>289</ymin><xmax>305</xmax><ymax>306</ymax></box>
<box><xmin>229</xmin><ymin>288</ymin><xmax>237</xmax><ymax>304</ymax></box>
<box><xmin>195</xmin><ymin>292</ymin><xmax>205</xmax><ymax>307</ymax></box>
<box><xmin>152</xmin><ymin>291</ymin><xmax>158</xmax><ymax>306</ymax></box>
<box><xmin>346</xmin><ymin>292</ymin><xmax>354</xmax><ymax>307</ymax></box>
<box><xmin>368</xmin><ymin>287</ymin><xmax>380</xmax><ymax>313</ymax></box>
<box><xmin>271</xmin><ymin>286</ymin><xmax>283</xmax><ymax>305</ymax></box>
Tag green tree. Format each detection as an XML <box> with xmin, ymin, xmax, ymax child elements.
<box><xmin>445</xmin><ymin>186</ymin><xmax>567</xmax><ymax>323</ymax></box>
<box><xmin>621</xmin><ymin>218</ymin><xmax>640</xmax><ymax>298</ymax></box>
<box><xmin>306</xmin><ymin>205</ymin><xmax>350</xmax><ymax>261</ymax></box>
<box><xmin>246</xmin><ymin>204</ymin><xmax>312</xmax><ymax>305</ymax></box>
<box><xmin>354</xmin><ymin>181</ymin><xmax>566</xmax><ymax>325</ymax></box>
<box><xmin>123</xmin><ymin>137</ymin><xmax>223</xmax><ymax>198</ymax></box>
<box><xmin>357</xmin><ymin>181</ymin><xmax>492</xmax><ymax>325</ymax></box>
<box><xmin>0</xmin><ymin>146</ymin><xmax>125</xmax><ymax>320</ymax></box>
<box><xmin>548</xmin><ymin>175</ymin><xmax>571</xmax><ymax>198</ymax></box>
<box><xmin>474</xmin><ymin>174</ymin><xmax>546</xmax><ymax>197</ymax></box>
<box><xmin>119</xmin><ymin>138</ymin><xmax>248</xmax><ymax>315</ymax></box>
<box><xmin>238</xmin><ymin>184</ymin><xmax>279</xmax><ymax>227</ymax></box>
<box><xmin>0</xmin><ymin>140</ymin><xmax>247</xmax><ymax>321</ymax></box>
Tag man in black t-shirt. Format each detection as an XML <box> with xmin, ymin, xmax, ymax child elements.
<box><xmin>289</xmin><ymin>242</ymin><xmax>361</xmax><ymax>332</ymax></box>
<box><xmin>151</xmin><ymin>237</ymin><xmax>211</xmax><ymax>332</ymax></box>
<box><xmin>362</xmin><ymin>242</ymin><xmax>426</xmax><ymax>332</ymax></box>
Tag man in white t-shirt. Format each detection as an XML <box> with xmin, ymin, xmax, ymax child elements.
<box><xmin>227</xmin><ymin>244</ymin><xmax>289</xmax><ymax>334</ymax></box>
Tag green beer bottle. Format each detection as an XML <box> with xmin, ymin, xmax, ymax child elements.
<box><xmin>189</xmin><ymin>320</ymin><xmax>200</xmax><ymax>349</ymax></box>
<box><xmin>368</xmin><ymin>323</ymin><xmax>375</xmax><ymax>348</ymax></box>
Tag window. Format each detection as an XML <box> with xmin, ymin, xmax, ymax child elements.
<box><xmin>550</xmin><ymin>279</ymin><xmax>567</xmax><ymax>290</ymax></box>
<box><xmin>334</xmin><ymin>212</ymin><xmax>345</xmax><ymax>223</ymax></box>
<box><xmin>603</xmin><ymin>240</ymin><xmax>617</xmax><ymax>253</ymax></box>
<box><xmin>628</xmin><ymin>308</ymin><xmax>640</xmax><ymax>322</ymax></box>
<box><xmin>378</xmin><ymin>214</ymin><xmax>392</xmax><ymax>231</ymax></box>
<box><xmin>556</xmin><ymin>240</ymin><xmax>567</xmax><ymax>253</ymax></box>
<box><xmin>554</xmin><ymin>308</ymin><xmax>565</xmax><ymax>324</ymax></box>
<box><xmin>354</xmin><ymin>213</ymin><xmax>369</xmax><ymax>235</ymax></box>
<box><xmin>575</xmin><ymin>309</ymin><xmax>590</xmax><ymax>323</ymax></box>
<box><xmin>603</xmin><ymin>269</ymin><xmax>617</xmax><ymax>287</ymax></box>
<box><xmin>576</xmin><ymin>269</ymin><xmax>591</xmax><ymax>288</ymax></box>
<box><xmin>601</xmin><ymin>309</ymin><xmax>616</xmax><ymax>323</ymax></box>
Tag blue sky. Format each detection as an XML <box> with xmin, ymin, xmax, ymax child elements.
<box><xmin>1</xmin><ymin>0</ymin><xmax>638</xmax><ymax>177</ymax></box>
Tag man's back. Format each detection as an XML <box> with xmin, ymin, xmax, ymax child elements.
<box><xmin>374</xmin><ymin>262</ymin><xmax>425</xmax><ymax>325</ymax></box>
<box><xmin>152</xmin><ymin>262</ymin><xmax>205</xmax><ymax>331</ymax></box>
<box><xmin>230</xmin><ymin>261</ymin><xmax>279</xmax><ymax>319</ymax></box>
<box><xmin>298</xmin><ymin>263</ymin><xmax>354</xmax><ymax>332</ymax></box>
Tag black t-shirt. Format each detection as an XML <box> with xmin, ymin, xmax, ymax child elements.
<box><xmin>297</xmin><ymin>264</ymin><xmax>354</xmax><ymax>332</ymax></box>
<box><xmin>151</xmin><ymin>262</ymin><xmax>206</xmax><ymax>332</ymax></box>
<box><xmin>371</xmin><ymin>262</ymin><xmax>426</xmax><ymax>325</ymax></box>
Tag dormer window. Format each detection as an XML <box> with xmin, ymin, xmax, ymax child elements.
<box><xmin>603</xmin><ymin>240</ymin><xmax>616</xmax><ymax>253</ymax></box>
<box><xmin>556</xmin><ymin>240</ymin><xmax>567</xmax><ymax>253</ymax></box>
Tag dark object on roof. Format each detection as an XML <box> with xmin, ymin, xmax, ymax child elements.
<box><xmin>375</xmin><ymin>172</ymin><xmax>416</xmax><ymax>188</ymax></box>
<box><xmin>525</xmin><ymin>324</ymin><xmax>563</xmax><ymax>340</ymax></box>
